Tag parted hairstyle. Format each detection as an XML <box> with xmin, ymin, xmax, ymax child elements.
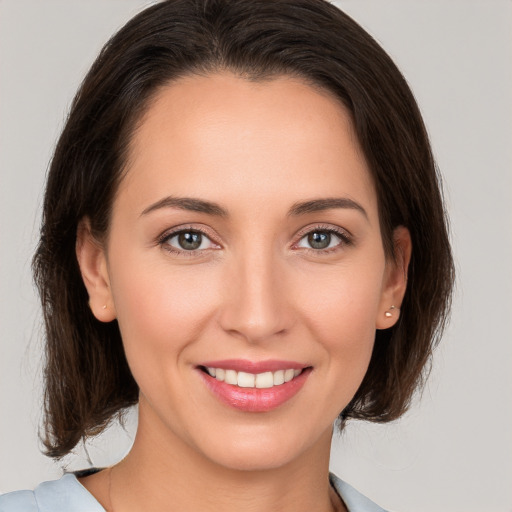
<box><xmin>33</xmin><ymin>0</ymin><xmax>455</xmax><ymax>458</ymax></box>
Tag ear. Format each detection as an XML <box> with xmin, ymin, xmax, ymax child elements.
<box><xmin>376</xmin><ymin>226</ymin><xmax>412</xmax><ymax>330</ymax></box>
<box><xmin>76</xmin><ymin>218</ymin><xmax>116</xmax><ymax>322</ymax></box>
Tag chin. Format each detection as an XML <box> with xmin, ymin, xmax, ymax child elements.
<box><xmin>194</xmin><ymin>423</ymin><xmax>324</xmax><ymax>472</ymax></box>
<box><xmin>207</xmin><ymin>444</ymin><xmax>299</xmax><ymax>472</ymax></box>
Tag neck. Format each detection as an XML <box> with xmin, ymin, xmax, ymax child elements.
<box><xmin>105</xmin><ymin>402</ymin><xmax>343</xmax><ymax>512</ymax></box>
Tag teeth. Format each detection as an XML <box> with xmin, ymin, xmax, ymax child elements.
<box><xmin>207</xmin><ymin>367</ymin><xmax>303</xmax><ymax>388</ymax></box>
<box><xmin>225</xmin><ymin>369</ymin><xmax>237</xmax><ymax>385</ymax></box>
<box><xmin>255</xmin><ymin>371</ymin><xmax>273</xmax><ymax>389</ymax></box>
<box><xmin>237</xmin><ymin>371</ymin><xmax>255</xmax><ymax>388</ymax></box>
<box><xmin>284</xmin><ymin>369</ymin><xmax>295</xmax><ymax>382</ymax></box>
<box><xmin>273</xmin><ymin>370</ymin><xmax>285</xmax><ymax>385</ymax></box>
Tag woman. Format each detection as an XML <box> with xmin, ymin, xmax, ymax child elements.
<box><xmin>0</xmin><ymin>1</ymin><xmax>454</xmax><ymax>511</ymax></box>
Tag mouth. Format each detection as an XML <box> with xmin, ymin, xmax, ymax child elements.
<box><xmin>200</xmin><ymin>366</ymin><xmax>304</xmax><ymax>389</ymax></box>
<box><xmin>197</xmin><ymin>360</ymin><xmax>312</xmax><ymax>412</ymax></box>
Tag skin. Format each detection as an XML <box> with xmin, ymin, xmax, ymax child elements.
<box><xmin>77</xmin><ymin>73</ymin><xmax>411</xmax><ymax>512</ymax></box>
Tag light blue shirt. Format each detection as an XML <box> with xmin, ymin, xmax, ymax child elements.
<box><xmin>0</xmin><ymin>472</ymin><xmax>386</xmax><ymax>512</ymax></box>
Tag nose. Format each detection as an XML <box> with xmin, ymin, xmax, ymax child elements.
<box><xmin>218</xmin><ymin>247</ymin><xmax>294</xmax><ymax>344</ymax></box>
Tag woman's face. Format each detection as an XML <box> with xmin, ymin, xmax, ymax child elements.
<box><xmin>80</xmin><ymin>73</ymin><xmax>408</xmax><ymax>471</ymax></box>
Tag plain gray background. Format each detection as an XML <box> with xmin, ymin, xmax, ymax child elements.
<box><xmin>1</xmin><ymin>1</ymin><xmax>511</xmax><ymax>511</ymax></box>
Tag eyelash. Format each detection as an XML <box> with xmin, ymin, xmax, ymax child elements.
<box><xmin>157</xmin><ymin>225</ymin><xmax>219</xmax><ymax>257</ymax></box>
<box><xmin>293</xmin><ymin>224</ymin><xmax>353</xmax><ymax>255</ymax></box>
<box><xmin>157</xmin><ymin>224</ymin><xmax>352</xmax><ymax>257</ymax></box>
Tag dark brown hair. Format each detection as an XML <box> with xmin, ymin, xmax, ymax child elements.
<box><xmin>33</xmin><ymin>0</ymin><xmax>454</xmax><ymax>458</ymax></box>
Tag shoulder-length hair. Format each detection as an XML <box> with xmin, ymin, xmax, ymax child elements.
<box><xmin>33</xmin><ymin>0</ymin><xmax>454</xmax><ymax>458</ymax></box>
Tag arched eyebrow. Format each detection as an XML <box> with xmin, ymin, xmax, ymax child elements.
<box><xmin>140</xmin><ymin>196</ymin><xmax>228</xmax><ymax>217</ymax></box>
<box><xmin>288</xmin><ymin>198</ymin><xmax>368</xmax><ymax>219</ymax></box>
<box><xmin>140</xmin><ymin>195</ymin><xmax>367</xmax><ymax>220</ymax></box>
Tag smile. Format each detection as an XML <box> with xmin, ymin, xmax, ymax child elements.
<box><xmin>198</xmin><ymin>360</ymin><xmax>311</xmax><ymax>412</ymax></box>
<box><xmin>204</xmin><ymin>367</ymin><xmax>302</xmax><ymax>389</ymax></box>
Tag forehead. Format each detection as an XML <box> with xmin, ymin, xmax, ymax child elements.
<box><xmin>118</xmin><ymin>72</ymin><xmax>377</xmax><ymax>220</ymax></box>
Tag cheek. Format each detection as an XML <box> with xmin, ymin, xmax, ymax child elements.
<box><xmin>107</xmin><ymin>253</ymin><xmax>222</xmax><ymax>371</ymax></box>
<box><xmin>293</xmin><ymin>257</ymin><xmax>385</xmax><ymax>371</ymax></box>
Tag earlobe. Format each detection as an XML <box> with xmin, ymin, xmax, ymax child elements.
<box><xmin>376</xmin><ymin>226</ymin><xmax>412</xmax><ymax>330</ymax></box>
<box><xmin>76</xmin><ymin>218</ymin><xmax>116</xmax><ymax>322</ymax></box>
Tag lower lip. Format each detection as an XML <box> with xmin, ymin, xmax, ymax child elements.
<box><xmin>198</xmin><ymin>369</ymin><xmax>311</xmax><ymax>412</ymax></box>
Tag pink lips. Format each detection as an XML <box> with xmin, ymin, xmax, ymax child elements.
<box><xmin>200</xmin><ymin>359</ymin><xmax>306</xmax><ymax>373</ymax></box>
<box><xmin>197</xmin><ymin>359</ymin><xmax>311</xmax><ymax>413</ymax></box>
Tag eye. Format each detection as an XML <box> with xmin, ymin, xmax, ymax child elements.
<box><xmin>296</xmin><ymin>228</ymin><xmax>348</xmax><ymax>251</ymax></box>
<box><xmin>163</xmin><ymin>229</ymin><xmax>216</xmax><ymax>252</ymax></box>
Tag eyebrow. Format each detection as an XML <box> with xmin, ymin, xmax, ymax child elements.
<box><xmin>140</xmin><ymin>196</ymin><xmax>228</xmax><ymax>217</ymax></box>
<box><xmin>288</xmin><ymin>198</ymin><xmax>368</xmax><ymax>219</ymax></box>
<box><xmin>140</xmin><ymin>195</ymin><xmax>367</xmax><ymax>220</ymax></box>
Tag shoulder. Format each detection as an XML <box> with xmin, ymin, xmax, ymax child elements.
<box><xmin>0</xmin><ymin>489</ymin><xmax>37</xmax><ymax>512</ymax></box>
<box><xmin>330</xmin><ymin>473</ymin><xmax>388</xmax><ymax>512</ymax></box>
<box><xmin>0</xmin><ymin>473</ymin><xmax>104</xmax><ymax>512</ymax></box>
<box><xmin>2</xmin><ymin>471</ymin><xmax>385</xmax><ymax>512</ymax></box>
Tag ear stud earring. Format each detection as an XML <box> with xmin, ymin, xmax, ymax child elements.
<box><xmin>385</xmin><ymin>305</ymin><xmax>397</xmax><ymax>318</ymax></box>
<box><xmin>102</xmin><ymin>304</ymin><xmax>107</xmax><ymax>310</ymax></box>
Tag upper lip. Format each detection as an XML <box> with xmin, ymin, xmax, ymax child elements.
<box><xmin>198</xmin><ymin>359</ymin><xmax>308</xmax><ymax>373</ymax></box>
